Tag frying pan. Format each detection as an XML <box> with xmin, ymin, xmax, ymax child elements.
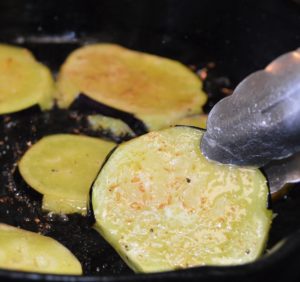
<box><xmin>1</xmin><ymin>0</ymin><xmax>300</xmax><ymax>281</ymax></box>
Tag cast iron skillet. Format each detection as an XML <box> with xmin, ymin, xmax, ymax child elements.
<box><xmin>1</xmin><ymin>0</ymin><xmax>300</xmax><ymax>281</ymax></box>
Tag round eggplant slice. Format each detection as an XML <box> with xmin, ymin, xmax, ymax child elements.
<box><xmin>92</xmin><ymin>126</ymin><xmax>272</xmax><ymax>273</ymax></box>
<box><xmin>56</xmin><ymin>44</ymin><xmax>207</xmax><ymax>130</ymax></box>
<box><xmin>0</xmin><ymin>44</ymin><xmax>55</xmax><ymax>114</ymax></box>
<box><xmin>172</xmin><ymin>114</ymin><xmax>207</xmax><ymax>129</ymax></box>
<box><xmin>0</xmin><ymin>223</ymin><xmax>82</xmax><ymax>274</ymax></box>
<box><xmin>19</xmin><ymin>134</ymin><xmax>116</xmax><ymax>215</ymax></box>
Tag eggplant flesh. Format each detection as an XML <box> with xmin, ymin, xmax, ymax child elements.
<box><xmin>56</xmin><ymin>44</ymin><xmax>207</xmax><ymax>131</ymax></box>
<box><xmin>87</xmin><ymin>114</ymin><xmax>136</xmax><ymax>139</ymax></box>
<box><xmin>0</xmin><ymin>223</ymin><xmax>82</xmax><ymax>275</ymax></box>
<box><xmin>0</xmin><ymin>44</ymin><xmax>55</xmax><ymax>114</ymax></box>
<box><xmin>92</xmin><ymin>126</ymin><xmax>272</xmax><ymax>273</ymax></box>
<box><xmin>18</xmin><ymin>134</ymin><xmax>116</xmax><ymax>215</ymax></box>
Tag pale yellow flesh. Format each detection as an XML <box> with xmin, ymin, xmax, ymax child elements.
<box><xmin>172</xmin><ymin>114</ymin><xmax>208</xmax><ymax>128</ymax></box>
<box><xmin>92</xmin><ymin>127</ymin><xmax>272</xmax><ymax>273</ymax></box>
<box><xmin>0</xmin><ymin>44</ymin><xmax>55</xmax><ymax>114</ymax></box>
<box><xmin>0</xmin><ymin>223</ymin><xmax>82</xmax><ymax>274</ymax></box>
<box><xmin>87</xmin><ymin>114</ymin><xmax>136</xmax><ymax>138</ymax></box>
<box><xmin>56</xmin><ymin>44</ymin><xmax>207</xmax><ymax>130</ymax></box>
<box><xmin>19</xmin><ymin>134</ymin><xmax>115</xmax><ymax>215</ymax></box>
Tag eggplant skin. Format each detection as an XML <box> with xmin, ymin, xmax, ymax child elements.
<box><xmin>70</xmin><ymin>93</ymin><xmax>148</xmax><ymax>135</ymax></box>
<box><xmin>0</xmin><ymin>44</ymin><xmax>55</xmax><ymax>114</ymax></box>
<box><xmin>56</xmin><ymin>44</ymin><xmax>207</xmax><ymax>131</ymax></box>
<box><xmin>0</xmin><ymin>223</ymin><xmax>82</xmax><ymax>275</ymax></box>
<box><xmin>172</xmin><ymin>114</ymin><xmax>208</xmax><ymax>129</ymax></box>
<box><xmin>92</xmin><ymin>126</ymin><xmax>272</xmax><ymax>273</ymax></box>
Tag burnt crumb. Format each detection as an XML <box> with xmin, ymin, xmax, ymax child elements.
<box><xmin>207</xmin><ymin>62</ymin><xmax>216</xmax><ymax>68</ymax></box>
<box><xmin>221</xmin><ymin>87</ymin><xmax>233</xmax><ymax>95</ymax></box>
<box><xmin>0</xmin><ymin>196</ymin><xmax>13</xmax><ymax>204</ymax></box>
<box><xmin>150</xmin><ymin>228</ymin><xmax>154</xmax><ymax>233</ymax></box>
<box><xmin>26</xmin><ymin>141</ymin><xmax>33</xmax><ymax>147</ymax></box>
<box><xmin>31</xmin><ymin>125</ymin><xmax>37</xmax><ymax>133</ymax></box>
<box><xmin>34</xmin><ymin>217</ymin><xmax>41</xmax><ymax>224</ymax></box>
<box><xmin>3</xmin><ymin>116</ymin><xmax>11</xmax><ymax>123</ymax></box>
<box><xmin>72</xmin><ymin>128</ymin><xmax>80</xmax><ymax>134</ymax></box>
<box><xmin>186</xmin><ymin>178</ymin><xmax>191</xmax><ymax>183</ymax></box>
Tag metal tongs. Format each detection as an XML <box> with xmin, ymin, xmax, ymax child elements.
<box><xmin>201</xmin><ymin>49</ymin><xmax>300</xmax><ymax>195</ymax></box>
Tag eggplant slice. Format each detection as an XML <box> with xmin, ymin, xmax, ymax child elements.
<box><xmin>56</xmin><ymin>44</ymin><xmax>207</xmax><ymax>131</ymax></box>
<box><xmin>0</xmin><ymin>44</ymin><xmax>55</xmax><ymax>114</ymax></box>
<box><xmin>19</xmin><ymin>134</ymin><xmax>116</xmax><ymax>215</ymax></box>
<box><xmin>92</xmin><ymin>126</ymin><xmax>272</xmax><ymax>273</ymax></box>
<box><xmin>0</xmin><ymin>223</ymin><xmax>82</xmax><ymax>275</ymax></box>
<box><xmin>87</xmin><ymin>114</ymin><xmax>136</xmax><ymax>139</ymax></box>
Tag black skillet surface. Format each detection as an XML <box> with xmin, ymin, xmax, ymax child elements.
<box><xmin>1</xmin><ymin>0</ymin><xmax>300</xmax><ymax>281</ymax></box>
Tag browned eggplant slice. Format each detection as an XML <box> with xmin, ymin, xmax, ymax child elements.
<box><xmin>0</xmin><ymin>223</ymin><xmax>82</xmax><ymax>274</ymax></box>
<box><xmin>18</xmin><ymin>134</ymin><xmax>116</xmax><ymax>215</ymax></box>
<box><xmin>92</xmin><ymin>126</ymin><xmax>272</xmax><ymax>273</ymax></box>
<box><xmin>0</xmin><ymin>44</ymin><xmax>55</xmax><ymax>114</ymax></box>
<box><xmin>56</xmin><ymin>44</ymin><xmax>207</xmax><ymax>131</ymax></box>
